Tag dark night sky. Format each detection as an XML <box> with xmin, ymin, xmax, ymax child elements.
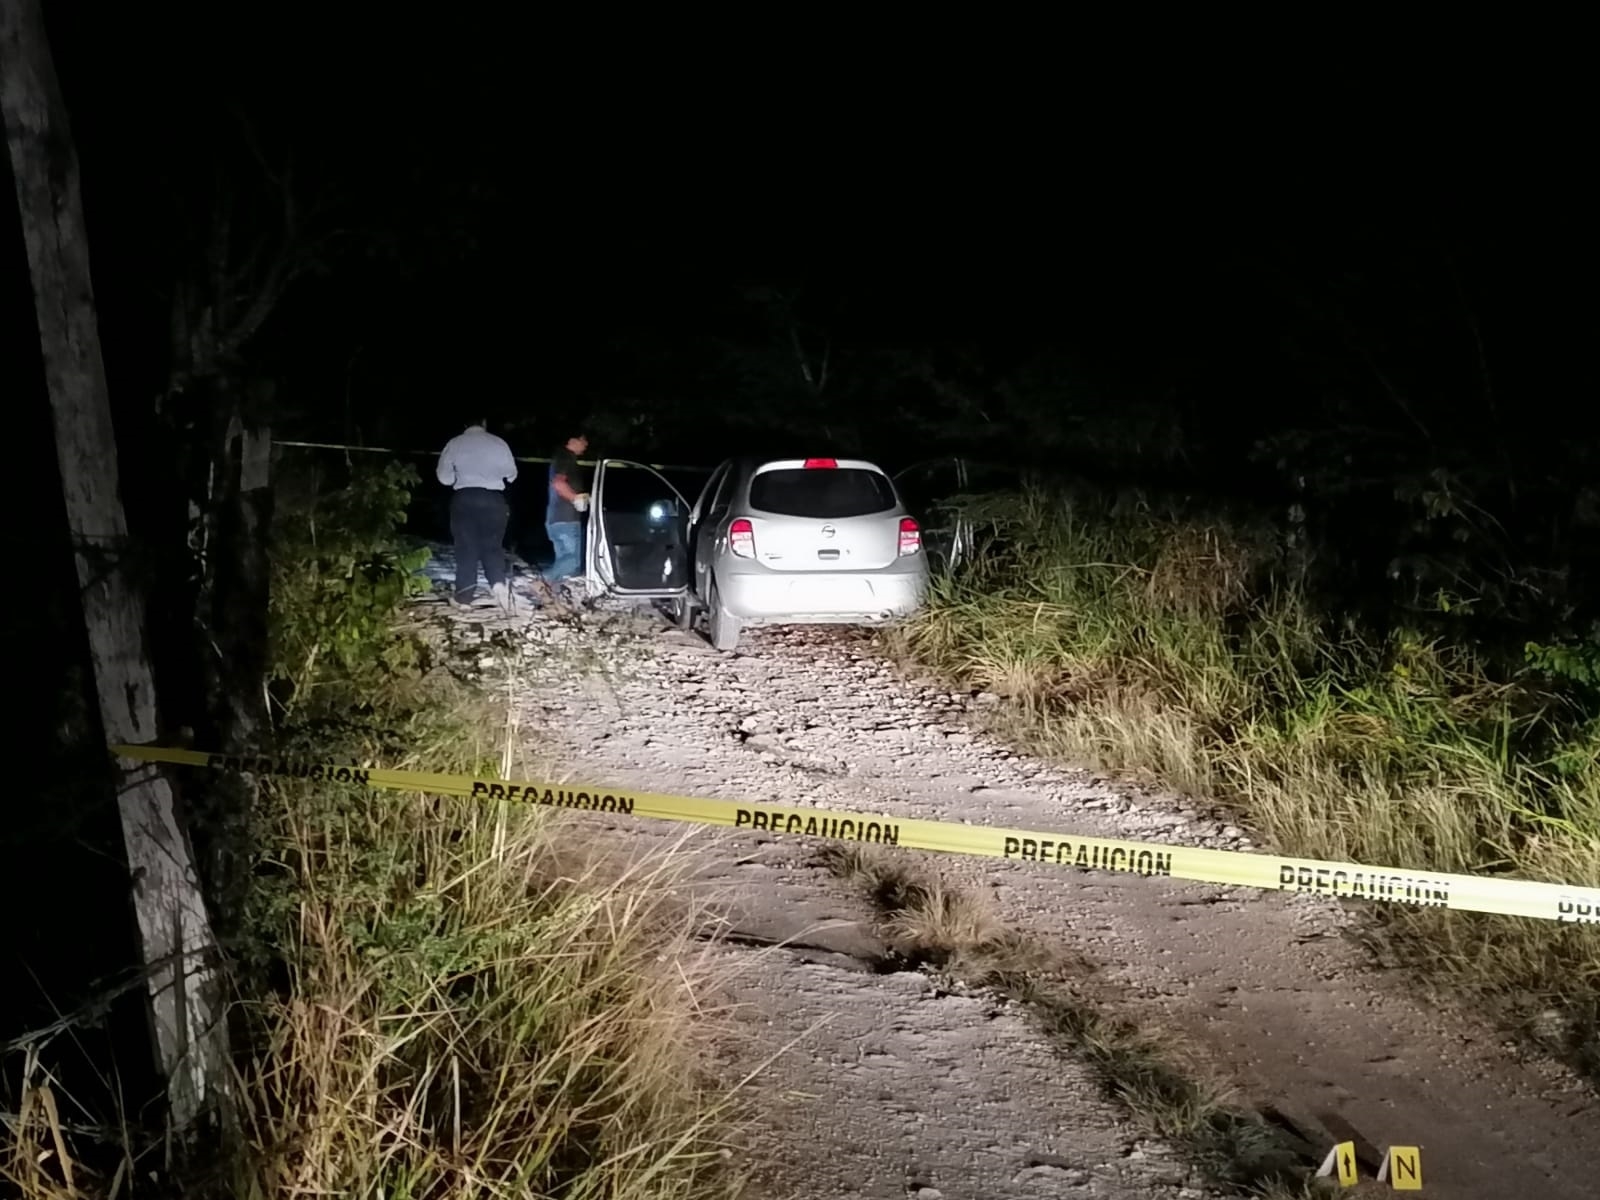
<box><xmin>7</xmin><ymin>7</ymin><xmax>1594</xmax><ymax>475</ymax></box>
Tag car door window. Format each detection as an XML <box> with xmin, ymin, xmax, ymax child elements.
<box><xmin>893</xmin><ymin>459</ymin><xmax>966</xmax><ymax>572</ymax></box>
<box><xmin>894</xmin><ymin>459</ymin><xmax>962</xmax><ymax>520</ymax></box>
<box><xmin>692</xmin><ymin>463</ymin><xmax>729</xmax><ymax>525</ymax></box>
<box><xmin>706</xmin><ymin>464</ymin><xmax>737</xmax><ymax>522</ymax></box>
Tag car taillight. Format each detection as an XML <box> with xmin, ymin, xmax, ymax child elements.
<box><xmin>898</xmin><ymin>517</ymin><xmax>921</xmax><ymax>556</ymax></box>
<box><xmin>803</xmin><ymin>458</ymin><xmax>837</xmax><ymax>469</ymax></box>
<box><xmin>729</xmin><ymin>518</ymin><xmax>756</xmax><ymax>558</ymax></box>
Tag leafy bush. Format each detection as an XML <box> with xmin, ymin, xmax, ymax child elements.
<box><xmin>268</xmin><ymin>461</ymin><xmax>431</xmax><ymax>710</ymax></box>
<box><xmin>1526</xmin><ymin>624</ymin><xmax>1600</xmax><ymax>691</ymax></box>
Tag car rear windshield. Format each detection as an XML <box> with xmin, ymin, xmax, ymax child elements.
<box><xmin>748</xmin><ymin>468</ymin><xmax>897</xmax><ymax>518</ymax></box>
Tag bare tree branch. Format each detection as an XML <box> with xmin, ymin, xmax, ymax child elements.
<box><xmin>183</xmin><ymin>132</ymin><xmax>328</xmax><ymax>371</ymax></box>
<box><xmin>230</xmin><ymin>106</ymin><xmax>285</xmax><ymax>191</ymax></box>
<box><xmin>791</xmin><ymin>325</ymin><xmax>815</xmax><ymax>388</ymax></box>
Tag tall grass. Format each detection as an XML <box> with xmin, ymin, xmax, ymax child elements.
<box><xmin>3</xmin><ymin>462</ymin><xmax>740</xmax><ymax>1198</ymax></box>
<box><xmin>226</xmin><ymin>682</ymin><xmax>738</xmax><ymax>1200</ymax></box>
<box><xmin>894</xmin><ymin>487</ymin><xmax>1600</xmax><ymax>1074</ymax></box>
<box><xmin>239</xmin><ymin>463</ymin><xmax>741</xmax><ymax>1197</ymax></box>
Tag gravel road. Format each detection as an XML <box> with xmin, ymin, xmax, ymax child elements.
<box><xmin>420</xmin><ymin>555</ymin><xmax>1599</xmax><ymax>1200</ymax></box>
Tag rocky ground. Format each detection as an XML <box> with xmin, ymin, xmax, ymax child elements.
<box><xmin>418</xmin><ymin>555</ymin><xmax>1600</xmax><ymax>1200</ymax></box>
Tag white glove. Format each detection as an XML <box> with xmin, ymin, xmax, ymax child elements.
<box><xmin>573</xmin><ymin>494</ymin><xmax>591</xmax><ymax>514</ymax></box>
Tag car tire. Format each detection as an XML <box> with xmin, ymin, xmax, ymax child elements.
<box><xmin>669</xmin><ymin>593</ymin><xmax>695</xmax><ymax>630</ymax></box>
<box><xmin>707</xmin><ymin>578</ymin><xmax>741</xmax><ymax>652</ymax></box>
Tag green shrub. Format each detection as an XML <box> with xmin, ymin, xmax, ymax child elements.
<box><xmin>268</xmin><ymin>461</ymin><xmax>432</xmax><ymax>712</ymax></box>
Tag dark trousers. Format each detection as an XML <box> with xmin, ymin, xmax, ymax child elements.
<box><xmin>450</xmin><ymin>488</ymin><xmax>509</xmax><ymax>601</ymax></box>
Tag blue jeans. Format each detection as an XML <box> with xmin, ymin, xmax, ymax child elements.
<box><xmin>545</xmin><ymin>520</ymin><xmax>583</xmax><ymax>582</ymax></box>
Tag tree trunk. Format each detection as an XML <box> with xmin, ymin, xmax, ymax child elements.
<box><xmin>1</xmin><ymin>0</ymin><xmax>231</xmax><ymax>1138</ymax></box>
<box><xmin>184</xmin><ymin>373</ymin><xmax>275</xmax><ymax>938</ymax></box>
<box><xmin>156</xmin><ymin>121</ymin><xmax>297</xmax><ymax>948</ymax></box>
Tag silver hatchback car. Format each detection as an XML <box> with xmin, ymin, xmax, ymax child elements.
<box><xmin>581</xmin><ymin>456</ymin><xmax>929</xmax><ymax>651</ymax></box>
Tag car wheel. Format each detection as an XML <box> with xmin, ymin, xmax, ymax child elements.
<box><xmin>707</xmin><ymin>578</ymin><xmax>741</xmax><ymax>652</ymax></box>
<box><xmin>669</xmin><ymin>593</ymin><xmax>695</xmax><ymax>630</ymax></box>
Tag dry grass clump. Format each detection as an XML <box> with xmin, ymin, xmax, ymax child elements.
<box><xmin>233</xmin><ymin>772</ymin><xmax>739</xmax><ymax>1200</ymax></box>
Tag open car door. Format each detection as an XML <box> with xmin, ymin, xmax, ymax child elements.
<box><xmin>894</xmin><ymin>457</ymin><xmax>1025</xmax><ymax>572</ymax></box>
<box><xmin>584</xmin><ymin>459</ymin><xmax>692</xmax><ymax>598</ymax></box>
<box><xmin>894</xmin><ymin>457</ymin><xmax>973</xmax><ymax>573</ymax></box>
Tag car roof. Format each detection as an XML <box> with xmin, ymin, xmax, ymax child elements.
<box><xmin>723</xmin><ymin>456</ymin><xmax>888</xmax><ymax>473</ymax></box>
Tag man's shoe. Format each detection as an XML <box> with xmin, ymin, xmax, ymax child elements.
<box><xmin>491</xmin><ymin>581</ymin><xmax>514</xmax><ymax>614</ymax></box>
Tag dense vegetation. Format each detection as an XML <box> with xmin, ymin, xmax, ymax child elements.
<box><xmin>5</xmin><ymin>465</ymin><xmax>736</xmax><ymax>1199</ymax></box>
<box><xmin>896</xmin><ymin>481</ymin><xmax>1600</xmax><ymax>1075</ymax></box>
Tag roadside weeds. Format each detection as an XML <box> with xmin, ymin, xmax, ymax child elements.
<box><xmin>889</xmin><ymin>489</ymin><xmax>1600</xmax><ymax>1081</ymax></box>
<box><xmin>3</xmin><ymin>469</ymin><xmax>750</xmax><ymax>1199</ymax></box>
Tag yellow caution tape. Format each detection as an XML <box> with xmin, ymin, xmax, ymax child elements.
<box><xmin>113</xmin><ymin>744</ymin><xmax>1600</xmax><ymax>927</ymax></box>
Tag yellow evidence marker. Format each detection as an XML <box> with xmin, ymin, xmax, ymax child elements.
<box><xmin>1315</xmin><ymin>1141</ymin><xmax>1359</xmax><ymax>1187</ymax></box>
<box><xmin>1377</xmin><ymin>1145</ymin><xmax>1423</xmax><ymax>1190</ymax></box>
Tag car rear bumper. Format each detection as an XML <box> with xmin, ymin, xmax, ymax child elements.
<box><xmin>717</xmin><ymin>564</ymin><xmax>928</xmax><ymax>624</ymax></box>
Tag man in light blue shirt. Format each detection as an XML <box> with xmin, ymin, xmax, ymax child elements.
<box><xmin>436</xmin><ymin>418</ymin><xmax>518</xmax><ymax>609</ymax></box>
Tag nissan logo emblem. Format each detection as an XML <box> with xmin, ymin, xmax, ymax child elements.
<box><xmin>820</xmin><ymin>524</ymin><xmax>836</xmax><ymax>539</ymax></box>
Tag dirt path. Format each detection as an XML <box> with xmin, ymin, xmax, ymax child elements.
<box><xmin>423</xmin><ymin>560</ymin><xmax>1598</xmax><ymax>1199</ymax></box>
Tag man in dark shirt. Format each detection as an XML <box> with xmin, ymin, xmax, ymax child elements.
<box><xmin>544</xmin><ymin>431</ymin><xmax>591</xmax><ymax>587</ymax></box>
